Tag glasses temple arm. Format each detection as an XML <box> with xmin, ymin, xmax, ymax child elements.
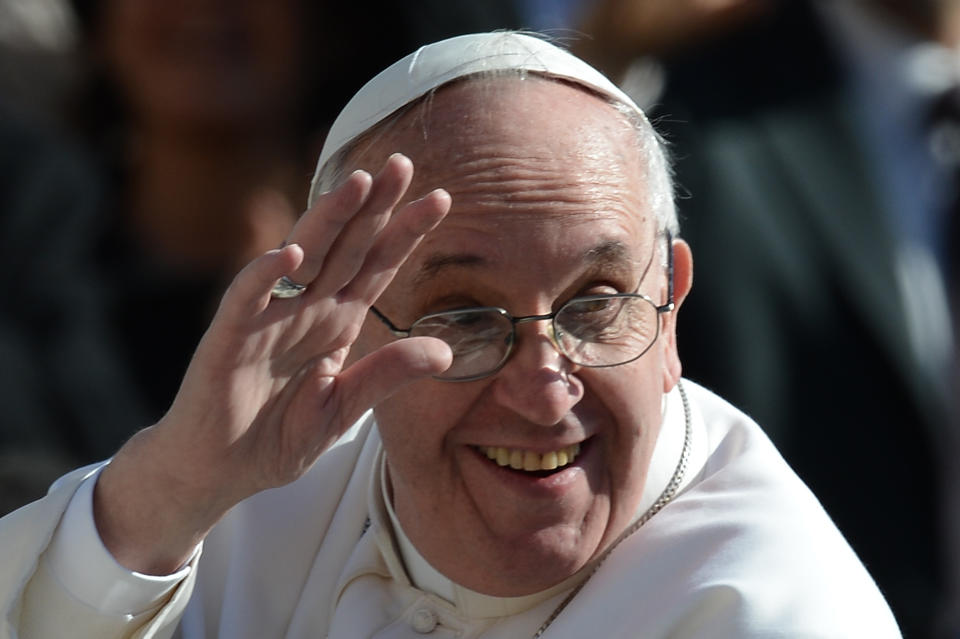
<box><xmin>369</xmin><ymin>306</ymin><xmax>411</xmax><ymax>337</ymax></box>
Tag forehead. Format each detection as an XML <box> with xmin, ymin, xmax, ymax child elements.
<box><xmin>355</xmin><ymin>77</ymin><xmax>647</xmax><ymax>192</ymax></box>
<box><xmin>350</xmin><ymin>76</ymin><xmax>657</xmax><ymax>269</ymax></box>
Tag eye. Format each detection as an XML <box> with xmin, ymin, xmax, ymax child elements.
<box><xmin>573</xmin><ymin>297</ymin><xmax>614</xmax><ymax>313</ymax></box>
<box><xmin>413</xmin><ymin>309</ymin><xmax>504</xmax><ymax>338</ymax></box>
<box><xmin>563</xmin><ymin>296</ymin><xmax>620</xmax><ymax>319</ymax></box>
<box><xmin>410</xmin><ymin>309</ymin><xmax>509</xmax><ymax>359</ymax></box>
<box><xmin>572</xmin><ymin>282</ymin><xmax>623</xmax><ymax>303</ymax></box>
<box><xmin>450</xmin><ymin>310</ymin><xmax>493</xmax><ymax>327</ymax></box>
<box><xmin>558</xmin><ymin>296</ymin><xmax>628</xmax><ymax>340</ymax></box>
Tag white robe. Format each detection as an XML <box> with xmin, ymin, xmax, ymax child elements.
<box><xmin>0</xmin><ymin>381</ymin><xmax>901</xmax><ymax>638</ymax></box>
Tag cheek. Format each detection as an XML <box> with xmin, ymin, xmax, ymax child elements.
<box><xmin>590</xmin><ymin>353</ymin><xmax>663</xmax><ymax>420</ymax></box>
<box><xmin>583</xmin><ymin>363</ymin><xmax>663</xmax><ymax>473</ymax></box>
<box><xmin>372</xmin><ymin>379</ymin><xmax>477</xmax><ymax>469</ymax></box>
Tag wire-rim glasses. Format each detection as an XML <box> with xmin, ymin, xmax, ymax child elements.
<box><xmin>370</xmin><ymin>232</ymin><xmax>674</xmax><ymax>382</ymax></box>
<box><xmin>370</xmin><ymin>291</ymin><xmax>674</xmax><ymax>382</ymax></box>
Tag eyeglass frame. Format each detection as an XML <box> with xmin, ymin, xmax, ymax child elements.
<box><xmin>369</xmin><ymin>231</ymin><xmax>675</xmax><ymax>382</ymax></box>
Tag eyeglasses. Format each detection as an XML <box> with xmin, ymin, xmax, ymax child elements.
<box><xmin>370</xmin><ymin>238</ymin><xmax>675</xmax><ymax>382</ymax></box>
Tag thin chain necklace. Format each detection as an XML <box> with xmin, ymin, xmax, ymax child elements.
<box><xmin>532</xmin><ymin>381</ymin><xmax>693</xmax><ymax>638</ymax></box>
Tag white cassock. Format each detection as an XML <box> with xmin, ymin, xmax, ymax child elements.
<box><xmin>0</xmin><ymin>380</ymin><xmax>900</xmax><ymax>638</ymax></box>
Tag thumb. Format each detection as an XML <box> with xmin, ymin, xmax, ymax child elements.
<box><xmin>335</xmin><ymin>337</ymin><xmax>452</xmax><ymax>426</ymax></box>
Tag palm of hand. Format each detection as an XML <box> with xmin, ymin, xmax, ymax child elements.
<box><xmin>144</xmin><ymin>154</ymin><xmax>452</xmax><ymax>511</ymax></box>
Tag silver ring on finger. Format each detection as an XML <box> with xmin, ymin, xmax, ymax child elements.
<box><xmin>270</xmin><ymin>275</ymin><xmax>307</xmax><ymax>299</ymax></box>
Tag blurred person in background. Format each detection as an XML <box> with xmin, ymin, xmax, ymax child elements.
<box><xmin>65</xmin><ymin>0</ymin><xmax>522</xmax><ymax>428</ymax></box>
<box><xmin>557</xmin><ymin>0</ymin><xmax>958</xmax><ymax>635</ymax></box>
<box><xmin>0</xmin><ymin>0</ymin><xmax>148</xmax><ymax>514</ymax></box>
<box><xmin>0</xmin><ymin>0</ymin><xmax>520</xmax><ymax>513</ymax></box>
<box><xmin>0</xmin><ymin>109</ymin><xmax>150</xmax><ymax>516</ymax></box>
<box><xmin>66</xmin><ymin>0</ymin><xmax>328</xmax><ymax>419</ymax></box>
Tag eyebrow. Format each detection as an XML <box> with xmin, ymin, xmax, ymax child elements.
<box><xmin>584</xmin><ymin>240</ymin><xmax>632</xmax><ymax>268</ymax></box>
<box><xmin>412</xmin><ymin>239</ymin><xmax>636</xmax><ymax>288</ymax></box>
<box><xmin>413</xmin><ymin>253</ymin><xmax>488</xmax><ymax>287</ymax></box>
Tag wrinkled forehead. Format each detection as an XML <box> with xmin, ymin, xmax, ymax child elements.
<box><xmin>352</xmin><ymin>77</ymin><xmax>661</xmax><ymax>278</ymax></box>
<box><xmin>346</xmin><ymin>76</ymin><xmax>654</xmax><ymax>226</ymax></box>
<box><xmin>342</xmin><ymin>79</ymin><xmax>662</xmax><ymax>285</ymax></box>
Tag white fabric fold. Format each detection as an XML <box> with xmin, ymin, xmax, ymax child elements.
<box><xmin>45</xmin><ymin>465</ymin><xmax>196</xmax><ymax>615</ymax></box>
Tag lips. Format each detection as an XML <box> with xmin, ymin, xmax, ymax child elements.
<box><xmin>475</xmin><ymin>442</ymin><xmax>582</xmax><ymax>472</ymax></box>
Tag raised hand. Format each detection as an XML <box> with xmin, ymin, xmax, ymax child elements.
<box><xmin>93</xmin><ymin>154</ymin><xmax>452</xmax><ymax>574</ymax></box>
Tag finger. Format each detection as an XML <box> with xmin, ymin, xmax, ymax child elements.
<box><xmin>341</xmin><ymin>188</ymin><xmax>451</xmax><ymax>303</ymax></box>
<box><xmin>334</xmin><ymin>337</ymin><xmax>453</xmax><ymax>428</ymax></box>
<box><xmin>217</xmin><ymin>243</ymin><xmax>305</xmax><ymax>320</ymax></box>
<box><xmin>283</xmin><ymin>170</ymin><xmax>373</xmax><ymax>284</ymax></box>
<box><xmin>254</xmin><ymin>337</ymin><xmax>449</xmax><ymax>485</ymax></box>
<box><xmin>307</xmin><ymin>153</ymin><xmax>415</xmax><ymax>297</ymax></box>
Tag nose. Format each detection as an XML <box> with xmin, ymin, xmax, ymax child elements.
<box><xmin>491</xmin><ymin>322</ymin><xmax>584</xmax><ymax>426</ymax></box>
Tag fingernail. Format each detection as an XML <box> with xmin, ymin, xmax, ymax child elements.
<box><xmin>283</xmin><ymin>242</ymin><xmax>303</xmax><ymax>258</ymax></box>
<box><xmin>413</xmin><ymin>188</ymin><xmax>449</xmax><ymax>204</ymax></box>
<box><xmin>389</xmin><ymin>153</ymin><xmax>412</xmax><ymax>168</ymax></box>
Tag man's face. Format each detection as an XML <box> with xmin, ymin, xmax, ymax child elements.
<box><xmin>350</xmin><ymin>77</ymin><xmax>688</xmax><ymax>596</ymax></box>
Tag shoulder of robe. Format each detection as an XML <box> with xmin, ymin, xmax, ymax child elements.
<box><xmin>561</xmin><ymin>382</ymin><xmax>902</xmax><ymax>637</ymax></box>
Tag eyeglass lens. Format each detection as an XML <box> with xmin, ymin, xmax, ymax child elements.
<box><xmin>407</xmin><ymin>296</ymin><xmax>660</xmax><ymax>381</ymax></box>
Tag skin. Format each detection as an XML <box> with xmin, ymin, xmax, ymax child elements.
<box><xmin>92</xmin><ymin>77</ymin><xmax>693</xmax><ymax>598</ymax></box>
<box><xmin>349</xmin><ymin>77</ymin><xmax>692</xmax><ymax>595</ymax></box>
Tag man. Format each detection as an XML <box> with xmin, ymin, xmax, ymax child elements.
<box><xmin>0</xmin><ymin>108</ymin><xmax>150</xmax><ymax>515</ymax></box>
<box><xmin>0</xmin><ymin>32</ymin><xmax>899</xmax><ymax>638</ymax></box>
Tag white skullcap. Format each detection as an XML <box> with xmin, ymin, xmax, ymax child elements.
<box><xmin>308</xmin><ymin>31</ymin><xmax>647</xmax><ymax>205</ymax></box>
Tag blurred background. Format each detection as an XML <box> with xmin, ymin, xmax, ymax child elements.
<box><xmin>0</xmin><ymin>0</ymin><xmax>956</xmax><ymax>636</ymax></box>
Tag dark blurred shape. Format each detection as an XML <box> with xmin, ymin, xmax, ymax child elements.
<box><xmin>0</xmin><ymin>0</ymin><xmax>80</xmax><ymax>126</ymax></box>
<box><xmin>61</xmin><ymin>0</ymin><xmax>522</xmax><ymax>421</ymax></box>
<box><xmin>647</xmin><ymin>2</ymin><xmax>953</xmax><ymax>636</ymax></box>
<box><xmin>64</xmin><ymin>0</ymin><xmax>317</xmax><ymax>418</ymax></box>
<box><xmin>571</xmin><ymin>0</ymin><xmax>770</xmax><ymax>80</ymax></box>
<box><xmin>0</xmin><ymin>107</ymin><xmax>150</xmax><ymax>514</ymax></box>
<box><xmin>0</xmin><ymin>0</ymin><xmax>521</xmax><ymax>514</ymax></box>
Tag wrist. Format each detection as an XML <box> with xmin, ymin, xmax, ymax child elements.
<box><xmin>93</xmin><ymin>427</ymin><xmax>229</xmax><ymax>575</ymax></box>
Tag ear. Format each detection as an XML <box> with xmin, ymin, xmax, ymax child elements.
<box><xmin>661</xmin><ymin>238</ymin><xmax>693</xmax><ymax>393</ymax></box>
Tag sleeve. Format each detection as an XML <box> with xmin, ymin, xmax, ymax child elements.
<box><xmin>6</xmin><ymin>468</ymin><xmax>200</xmax><ymax>639</ymax></box>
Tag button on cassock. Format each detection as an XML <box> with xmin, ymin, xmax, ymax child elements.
<box><xmin>410</xmin><ymin>607</ymin><xmax>438</xmax><ymax>633</ymax></box>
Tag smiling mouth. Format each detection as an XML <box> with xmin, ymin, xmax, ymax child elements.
<box><xmin>475</xmin><ymin>443</ymin><xmax>582</xmax><ymax>473</ymax></box>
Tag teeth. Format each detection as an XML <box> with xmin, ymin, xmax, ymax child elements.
<box><xmin>542</xmin><ymin>451</ymin><xmax>558</xmax><ymax>470</ymax></box>
<box><xmin>478</xmin><ymin>443</ymin><xmax>582</xmax><ymax>472</ymax></box>
<box><xmin>523</xmin><ymin>451</ymin><xmax>539</xmax><ymax>471</ymax></box>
